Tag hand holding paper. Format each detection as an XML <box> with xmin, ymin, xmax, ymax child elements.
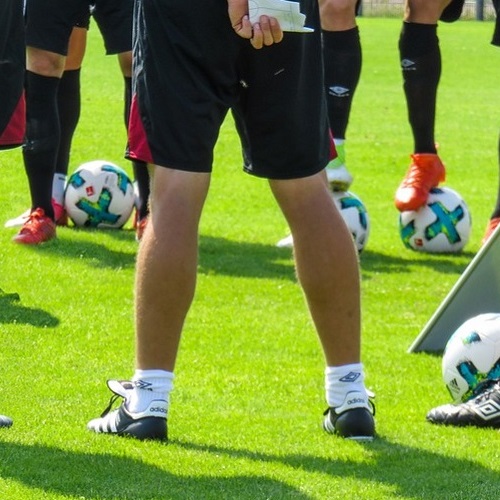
<box><xmin>249</xmin><ymin>0</ymin><xmax>314</xmax><ymax>33</ymax></box>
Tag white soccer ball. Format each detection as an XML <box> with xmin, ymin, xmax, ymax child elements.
<box><xmin>64</xmin><ymin>160</ymin><xmax>135</xmax><ymax>228</ymax></box>
<box><xmin>442</xmin><ymin>313</ymin><xmax>500</xmax><ymax>403</ymax></box>
<box><xmin>331</xmin><ymin>191</ymin><xmax>370</xmax><ymax>253</ymax></box>
<box><xmin>399</xmin><ymin>186</ymin><xmax>471</xmax><ymax>253</ymax></box>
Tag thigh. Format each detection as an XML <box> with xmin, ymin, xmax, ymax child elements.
<box><xmin>404</xmin><ymin>0</ymin><xmax>455</xmax><ymax>23</ymax></box>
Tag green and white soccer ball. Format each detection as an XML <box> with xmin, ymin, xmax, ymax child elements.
<box><xmin>331</xmin><ymin>191</ymin><xmax>370</xmax><ymax>253</ymax></box>
<box><xmin>399</xmin><ymin>187</ymin><xmax>471</xmax><ymax>253</ymax></box>
<box><xmin>442</xmin><ymin>313</ymin><xmax>500</xmax><ymax>403</ymax></box>
<box><xmin>64</xmin><ymin>160</ymin><xmax>135</xmax><ymax>228</ymax></box>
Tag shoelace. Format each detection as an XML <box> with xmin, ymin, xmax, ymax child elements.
<box><xmin>469</xmin><ymin>379</ymin><xmax>500</xmax><ymax>403</ymax></box>
<box><xmin>99</xmin><ymin>380</ymin><xmax>134</xmax><ymax>417</ymax></box>
<box><xmin>402</xmin><ymin>164</ymin><xmax>434</xmax><ymax>187</ymax></box>
<box><xmin>99</xmin><ymin>393</ymin><xmax>123</xmax><ymax>418</ymax></box>
<box><xmin>25</xmin><ymin>212</ymin><xmax>43</xmax><ymax>226</ymax></box>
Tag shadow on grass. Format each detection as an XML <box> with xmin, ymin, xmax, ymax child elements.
<box><xmin>4</xmin><ymin>436</ymin><xmax>491</xmax><ymax>498</ymax></box>
<box><xmin>199</xmin><ymin>236</ymin><xmax>474</xmax><ymax>282</ymax></box>
<box><xmin>17</xmin><ymin>228</ymin><xmax>475</xmax><ymax>282</ymax></box>
<box><xmin>0</xmin><ymin>441</ymin><xmax>309</xmax><ymax>499</ymax></box>
<box><xmin>199</xmin><ymin>235</ymin><xmax>296</xmax><ymax>281</ymax></box>
<box><xmin>0</xmin><ymin>291</ymin><xmax>58</xmax><ymax>327</ymax></box>
<box><xmin>360</xmin><ymin>248</ymin><xmax>474</xmax><ymax>277</ymax></box>
<box><xmin>174</xmin><ymin>436</ymin><xmax>500</xmax><ymax>498</ymax></box>
<box><xmin>23</xmin><ymin>229</ymin><xmax>137</xmax><ymax>270</ymax></box>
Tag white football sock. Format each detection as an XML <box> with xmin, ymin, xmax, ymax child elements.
<box><xmin>52</xmin><ymin>173</ymin><xmax>67</xmax><ymax>206</ymax></box>
<box><xmin>128</xmin><ymin>369</ymin><xmax>174</xmax><ymax>413</ymax></box>
<box><xmin>325</xmin><ymin>363</ymin><xmax>367</xmax><ymax>408</ymax></box>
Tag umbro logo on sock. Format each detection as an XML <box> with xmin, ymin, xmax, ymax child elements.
<box><xmin>401</xmin><ymin>59</ymin><xmax>416</xmax><ymax>70</ymax></box>
<box><xmin>339</xmin><ymin>372</ymin><xmax>361</xmax><ymax>383</ymax></box>
<box><xmin>328</xmin><ymin>85</ymin><xmax>350</xmax><ymax>97</ymax></box>
<box><xmin>134</xmin><ymin>379</ymin><xmax>153</xmax><ymax>391</ymax></box>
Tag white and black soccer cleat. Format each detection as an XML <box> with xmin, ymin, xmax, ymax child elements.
<box><xmin>87</xmin><ymin>380</ymin><xmax>168</xmax><ymax>441</ymax></box>
<box><xmin>0</xmin><ymin>414</ymin><xmax>13</xmax><ymax>428</ymax></box>
<box><xmin>323</xmin><ymin>390</ymin><xmax>375</xmax><ymax>441</ymax></box>
<box><xmin>427</xmin><ymin>380</ymin><xmax>500</xmax><ymax>428</ymax></box>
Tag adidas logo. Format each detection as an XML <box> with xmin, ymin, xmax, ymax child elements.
<box><xmin>150</xmin><ymin>406</ymin><xmax>168</xmax><ymax>415</ymax></box>
<box><xmin>347</xmin><ymin>397</ymin><xmax>365</xmax><ymax>406</ymax></box>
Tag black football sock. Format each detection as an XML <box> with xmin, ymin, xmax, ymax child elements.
<box><xmin>124</xmin><ymin>76</ymin><xmax>149</xmax><ymax>219</ymax></box>
<box><xmin>132</xmin><ymin>161</ymin><xmax>150</xmax><ymax>220</ymax></box>
<box><xmin>22</xmin><ymin>71</ymin><xmax>61</xmax><ymax>220</ymax></box>
<box><xmin>399</xmin><ymin>22</ymin><xmax>441</xmax><ymax>154</ymax></box>
<box><xmin>322</xmin><ymin>27</ymin><xmax>362</xmax><ymax>139</ymax></box>
<box><xmin>124</xmin><ymin>76</ymin><xmax>133</xmax><ymax>128</ymax></box>
<box><xmin>56</xmin><ymin>68</ymin><xmax>81</xmax><ymax>176</ymax></box>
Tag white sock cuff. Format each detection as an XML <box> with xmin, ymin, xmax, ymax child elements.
<box><xmin>132</xmin><ymin>369</ymin><xmax>175</xmax><ymax>393</ymax></box>
<box><xmin>325</xmin><ymin>363</ymin><xmax>364</xmax><ymax>380</ymax></box>
<box><xmin>133</xmin><ymin>369</ymin><xmax>174</xmax><ymax>381</ymax></box>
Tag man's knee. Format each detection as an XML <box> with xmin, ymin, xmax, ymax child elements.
<box><xmin>26</xmin><ymin>47</ymin><xmax>65</xmax><ymax>78</ymax></box>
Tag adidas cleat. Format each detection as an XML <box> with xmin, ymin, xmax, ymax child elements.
<box><xmin>426</xmin><ymin>380</ymin><xmax>500</xmax><ymax>428</ymax></box>
<box><xmin>0</xmin><ymin>414</ymin><xmax>13</xmax><ymax>428</ymax></box>
<box><xmin>87</xmin><ymin>380</ymin><xmax>168</xmax><ymax>441</ymax></box>
<box><xmin>323</xmin><ymin>391</ymin><xmax>375</xmax><ymax>441</ymax></box>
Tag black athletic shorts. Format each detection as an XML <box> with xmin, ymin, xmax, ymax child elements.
<box><xmin>127</xmin><ymin>0</ymin><xmax>329</xmax><ymax>180</ymax></box>
<box><xmin>25</xmin><ymin>0</ymin><xmax>133</xmax><ymax>56</ymax></box>
<box><xmin>440</xmin><ymin>0</ymin><xmax>465</xmax><ymax>23</ymax></box>
<box><xmin>0</xmin><ymin>0</ymin><xmax>25</xmax><ymax>149</ymax></box>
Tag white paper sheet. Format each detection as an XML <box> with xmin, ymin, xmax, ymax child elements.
<box><xmin>248</xmin><ymin>0</ymin><xmax>314</xmax><ymax>33</ymax></box>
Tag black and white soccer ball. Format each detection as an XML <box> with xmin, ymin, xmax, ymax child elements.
<box><xmin>442</xmin><ymin>313</ymin><xmax>500</xmax><ymax>403</ymax></box>
<box><xmin>332</xmin><ymin>191</ymin><xmax>370</xmax><ymax>253</ymax></box>
<box><xmin>399</xmin><ymin>187</ymin><xmax>471</xmax><ymax>253</ymax></box>
<box><xmin>64</xmin><ymin>160</ymin><xmax>135</xmax><ymax>228</ymax></box>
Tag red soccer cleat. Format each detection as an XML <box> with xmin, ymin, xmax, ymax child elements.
<box><xmin>395</xmin><ymin>153</ymin><xmax>446</xmax><ymax>212</ymax></box>
<box><xmin>482</xmin><ymin>217</ymin><xmax>500</xmax><ymax>246</ymax></box>
<box><xmin>52</xmin><ymin>199</ymin><xmax>68</xmax><ymax>226</ymax></box>
<box><xmin>136</xmin><ymin>217</ymin><xmax>148</xmax><ymax>241</ymax></box>
<box><xmin>12</xmin><ymin>208</ymin><xmax>56</xmax><ymax>245</ymax></box>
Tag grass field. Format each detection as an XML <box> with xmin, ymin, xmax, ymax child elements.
<box><xmin>1</xmin><ymin>17</ymin><xmax>499</xmax><ymax>500</ymax></box>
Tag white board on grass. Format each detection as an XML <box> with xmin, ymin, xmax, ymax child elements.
<box><xmin>408</xmin><ymin>223</ymin><xmax>500</xmax><ymax>353</ymax></box>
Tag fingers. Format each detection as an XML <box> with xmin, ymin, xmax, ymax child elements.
<box><xmin>234</xmin><ymin>15</ymin><xmax>253</xmax><ymax>40</ymax></box>
<box><xmin>251</xmin><ymin>16</ymin><xmax>283</xmax><ymax>49</ymax></box>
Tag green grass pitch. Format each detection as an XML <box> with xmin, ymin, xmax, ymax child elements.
<box><xmin>0</xmin><ymin>17</ymin><xmax>499</xmax><ymax>499</ymax></box>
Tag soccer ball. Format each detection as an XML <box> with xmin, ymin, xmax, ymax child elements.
<box><xmin>442</xmin><ymin>313</ymin><xmax>500</xmax><ymax>403</ymax></box>
<box><xmin>399</xmin><ymin>187</ymin><xmax>471</xmax><ymax>253</ymax></box>
<box><xmin>64</xmin><ymin>160</ymin><xmax>135</xmax><ymax>228</ymax></box>
<box><xmin>332</xmin><ymin>191</ymin><xmax>370</xmax><ymax>253</ymax></box>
